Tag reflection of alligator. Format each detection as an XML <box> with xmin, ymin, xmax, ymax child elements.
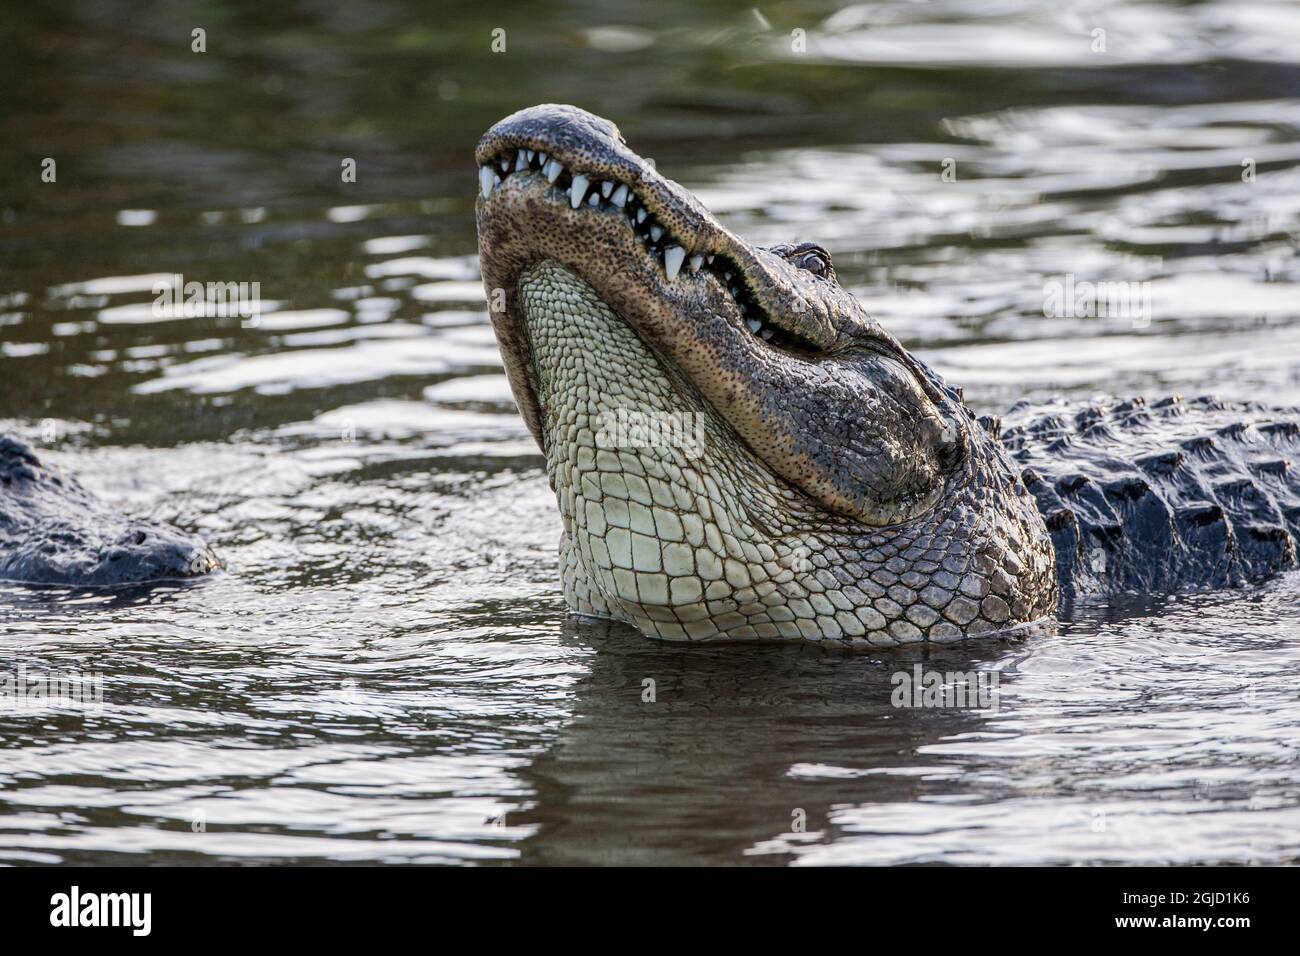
<box><xmin>514</xmin><ymin>617</ymin><xmax>984</xmax><ymax>865</ymax></box>
<box><xmin>0</xmin><ymin>436</ymin><xmax>220</xmax><ymax>586</ymax></box>
<box><xmin>475</xmin><ymin>105</ymin><xmax>1300</xmax><ymax>646</ymax></box>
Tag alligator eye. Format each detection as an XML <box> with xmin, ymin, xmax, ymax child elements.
<box><xmin>770</xmin><ymin>242</ymin><xmax>835</xmax><ymax>282</ymax></box>
<box><xmin>797</xmin><ymin>252</ymin><xmax>829</xmax><ymax>278</ymax></box>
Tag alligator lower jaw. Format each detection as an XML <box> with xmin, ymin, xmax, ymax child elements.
<box><xmin>513</xmin><ymin>256</ymin><xmax>812</xmax><ymax>641</ymax></box>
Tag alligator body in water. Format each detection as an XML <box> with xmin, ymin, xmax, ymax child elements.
<box><xmin>1003</xmin><ymin>395</ymin><xmax>1300</xmax><ymax>604</ymax></box>
<box><xmin>475</xmin><ymin>104</ymin><xmax>1300</xmax><ymax>647</ymax></box>
<box><xmin>0</xmin><ymin>436</ymin><xmax>220</xmax><ymax>586</ymax></box>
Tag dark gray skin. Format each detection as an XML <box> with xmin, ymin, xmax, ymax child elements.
<box><xmin>476</xmin><ymin>104</ymin><xmax>1300</xmax><ymax>646</ymax></box>
<box><xmin>1004</xmin><ymin>395</ymin><xmax>1300</xmax><ymax>605</ymax></box>
<box><xmin>0</xmin><ymin>436</ymin><xmax>220</xmax><ymax>587</ymax></box>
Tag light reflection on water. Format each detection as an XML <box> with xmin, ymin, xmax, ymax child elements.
<box><xmin>1</xmin><ymin>0</ymin><xmax>1298</xmax><ymax>864</ymax></box>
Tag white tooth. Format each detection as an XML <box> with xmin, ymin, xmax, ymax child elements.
<box><xmin>636</xmin><ymin>209</ymin><xmax>647</xmax><ymax>224</ymax></box>
<box><xmin>724</xmin><ymin>271</ymin><xmax>732</xmax><ymax>280</ymax></box>
<box><xmin>688</xmin><ymin>255</ymin><xmax>704</xmax><ymax>273</ymax></box>
<box><xmin>479</xmin><ymin>166</ymin><xmax>495</xmax><ymax>199</ymax></box>
<box><xmin>747</xmin><ymin>318</ymin><xmax>762</xmax><ymax>333</ymax></box>
<box><xmin>707</xmin><ymin>254</ymin><xmax>715</xmax><ymax>264</ymax></box>
<box><xmin>514</xmin><ymin>149</ymin><xmax>528</xmax><ymax>171</ymax></box>
<box><xmin>493</xmin><ymin>172</ymin><xmax>502</xmax><ymax>190</ymax></box>
<box><xmin>588</xmin><ymin>192</ymin><xmax>600</xmax><ymax>207</ymax></box>
<box><xmin>499</xmin><ymin>158</ymin><xmax>510</xmax><ymax>173</ymax></box>
<box><xmin>610</xmin><ymin>184</ymin><xmax>629</xmax><ymax>207</ymax></box>
<box><xmin>664</xmin><ymin>246</ymin><xmax>686</xmax><ymax>280</ymax></box>
<box><xmin>760</xmin><ymin>328</ymin><xmax>774</xmax><ymax>340</ymax></box>
<box><xmin>526</xmin><ymin>149</ymin><xmax>536</xmax><ymax>162</ymax></box>
<box><xmin>650</xmin><ymin>225</ymin><xmax>663</xmax><ymax>242</ymax></box>
<box><xmin>538</xmin><ymin>151</ymin><xmax>547</xmax><ymax>165</ymax></box>
<box><xmin>545</xmin><ymin>160</ymin><xmax>563</xmax><ymax>183</ymax></box>
<box><xmin>601</xmin><ymin>181</ymin><xmax>614</xmax><ymax>198</ymax></box>
<box><xmin>569</xmin><ymin>174</ymin><xmax>590</xmax><ymax>208</ymax></box>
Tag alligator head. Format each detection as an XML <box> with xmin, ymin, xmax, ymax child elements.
<box><xmin>476</xmin><ymin>104</ymin><xmax>1057</xmax><ymax>646</ymax></box>
<box><xmin>0</xmin><ymin>436</ymin><xmax>221</xmax><ymax>587</ymax></box>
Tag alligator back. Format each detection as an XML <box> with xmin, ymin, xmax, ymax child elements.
<box><xmin>998</xmin><ymin>395</ymin><xmax>1300</xmax><ymax>602</ymax></box>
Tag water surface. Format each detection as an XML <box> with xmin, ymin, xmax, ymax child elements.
<box><xmin>1</xmin><ymin>0</ymin><xmax>1298</xmax><ymax>864</ymax></box>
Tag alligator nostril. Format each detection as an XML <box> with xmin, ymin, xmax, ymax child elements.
<box><xmin>133</xmin><ymin>530</ymin><xmax>148</xmax><ymax>546</ymax></box>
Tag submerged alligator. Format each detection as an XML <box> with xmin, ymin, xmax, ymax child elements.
<box><xmin>0</xmin><ymin>436</ymin><xmax>220</xmax><ymax>586</ymax></box>
<box><xmin>475</xmin><ymin>104</ymin><xmax>1300</xmax><ymax>646</ymax></box>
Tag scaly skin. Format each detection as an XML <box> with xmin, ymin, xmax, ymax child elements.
<box><xmin>475</xmin><ymin>105</ymin><xmax>1299</xmax><ymax>646</ymax></box>
<box><xmin>1003</xmin><ymin>395</ymin><xmax>1300</xmax><ymax>606</ymax></box>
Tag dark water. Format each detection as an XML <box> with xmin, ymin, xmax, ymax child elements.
<box><xmin>1</xmin><ymin>0</ymin><xmax>1299</xmax><ymax>864</ymax></box>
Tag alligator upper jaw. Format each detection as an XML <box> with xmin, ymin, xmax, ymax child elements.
<box><xmin>474</xmin><ymin>104</ymin><xmax>848</xmax><ymax>454</ymax></box>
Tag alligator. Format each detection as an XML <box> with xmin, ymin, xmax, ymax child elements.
<box><xmin>0</xmin><ymin>436</ymin><xmax>221</xmax><ymax>586</ymax></box>
<box><xmin>475</xmin><ymin>104</ymin><xmax>1300</xmax><ymax>647</ymax></box>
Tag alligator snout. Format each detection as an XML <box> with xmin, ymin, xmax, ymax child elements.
<box><xmin>86</xmin><ymin>525</ymin><xmax>222</xmax><ymax>586</ymax></box>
